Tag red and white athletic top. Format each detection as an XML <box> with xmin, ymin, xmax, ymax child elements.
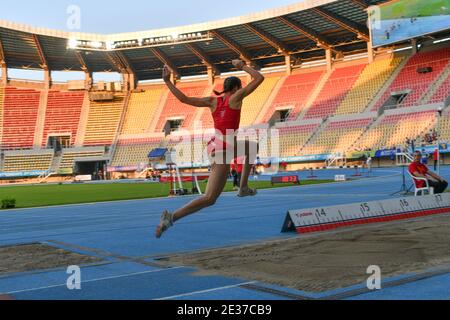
<box><xmin>207</xmin><ymin>95</ymin><xmax>241</xmax><ymax>154</ymax></box>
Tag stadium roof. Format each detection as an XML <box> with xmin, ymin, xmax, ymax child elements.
<box><xmin>0</xmin><ymin>0</ymin><xmax>393</xmax><ymax>80</ymax></box>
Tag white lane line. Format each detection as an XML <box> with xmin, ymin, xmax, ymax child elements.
<box><xmin>154</xmin><ymin>281</ymin><xmax>258</xmax><ymax>300</ymax></box>
<box><xmin>6</xmin><ymin>266</ymin><xmax>184</xmax><ymax>294</ymax></box>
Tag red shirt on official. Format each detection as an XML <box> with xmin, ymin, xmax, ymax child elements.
<box><xmin>409</xmin><ymin>161</ymin><xmax>429</xmax><ymax>188</ymax></box>
<box><xmin>231</xmin><ymin>157</ymin><xmax>244</xmax><ymax>174</ymax></box>
<box><xmin>434</xmin><ymin>149</ymin><xmax>439</xmax><ymax>161</ymax></box>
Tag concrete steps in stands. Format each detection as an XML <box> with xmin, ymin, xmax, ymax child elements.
<box><xmin>254</xmin><ymin>75</ymin><xmax>288</xmax><ymax>124</ymax></box>
<box><xmin>148</xmin><ymin>89</ymin><xmax>170</xmax><ymax>134</ymax></box>
<box><xmin>363</xmin><ymin>52</ymin><xmax>412</xmax><ymax>113</ymax></box>
<box><xmin>50</xmin><ymin>153</ymin><xmax>62</xmax><ymax>173</ymax></box>
<box><xmin>296</xmin><ymin>69</ymin><xmax>332</xmax><ymax>121</ymax></box>
<box><xmin>33</xmin><ymin>89</ymin><xmax>48</xmax><ymax>148</ymax></box>
<box><xmin>420</xmin><ymin>60</ymin><xmax>450</xmax><ymax>105</ymax></box>
<box><xmin>109</xmin><ymin>91</ymin><xmax>131</xmax><ymax>162</ymax></box>
<box><xmin>297</xmin><ymin>119</ymin><xmax>327</xmax><ymax>155</ymax></box>
<box><xmin>75</xmin><ymin>90</ymin><xmax>91</xmax><ymax>147</ymax></box>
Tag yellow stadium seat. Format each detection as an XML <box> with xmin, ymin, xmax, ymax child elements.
<box><xmin>121</xmin><ymin>88</ymin><xmax>164</xmax><ymax>134</ymax></box>
<box><xmin>83</xmin><ymin>94</ymin><xmax>125</xmax><ymax>146</ymax></box>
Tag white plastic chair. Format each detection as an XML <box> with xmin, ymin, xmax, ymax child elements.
<box><xmin>408</xmin><ymin>171</ymin><xmax>434</xmax><ymax>196</ymax></box>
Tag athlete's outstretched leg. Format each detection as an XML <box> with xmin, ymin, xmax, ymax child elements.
<box><xmin>237</xmin><ymin>140</ymin><xmax>258</xmax><ymax>197</ymax></box>
<box><xmin>156</xmin><ymin>163</ymin><xmax>230</xmax><ymax>238</ymax></box>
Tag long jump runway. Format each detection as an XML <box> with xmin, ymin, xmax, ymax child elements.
<box><xmin>2</xmin><ymin>167</ymin><xmax>450</xmax><ymax>300</ymax></box>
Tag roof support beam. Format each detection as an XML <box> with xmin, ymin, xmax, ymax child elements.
<box><xmin>75</xmin><ymin>51</ymin><xmax>89</xmax><ymax>72</ymax></box>
<box><xmin>367</xmin><ymin>41</ymin><xmax>374</xmax><ymax>63</ymax></box>
<box><xmin>210</xmin><ymin>30</ymin><xmax>258</xmax><ymax>68</ymax></box>
<box><xmin>116</xmin><ymin>52</ymin><xmax>135</xmax><ymax>75</ymax></box>
<box><xmin>285</xmin><ymin>54</ymin><xmax>292</xmax><ymax>75</ymax></box>
<box><xmin>326</xmin><ymin>47</ymin><xmax>333</xmax><ymax>71</ymax></box>
<box><xmin>106</xmin><ymin>51</ymin><xmax>137</xmax><ymax>90</ymax></box>
<box><xmin>278</xmin><ymin>16</ymin><xmax>334</xmax><ymax>50</ymax></box>
<box><xmin>243</xmin><ymin>23</ymin><xmax>290</xmax><ymax>55</ymax></box>
<box><xmin>32</xmin><ymin>35</ymin><xmax>48</xmax><ymax>70</ymax></box>
<box><xmin>0</xmin><ymin>34</ymin><xmax>5</xmax><ymax>66</ymax></box>
<box><xmin>0</xmin><ymin>34</ymin><xmax>7</xmax><ymax>85</ymax></box>
<box><xmin>1</xmin><ymin>64</ymin><xmax>7</xmax><ymax>85</ymax></box>
<box><xmin>312</xmin><ymin>7</ymin><xmax>369</xmax><ymax>42</ymax></box>
<box><xmin>105</xmin><ymin>52</ymin><xmax>126</xmax><ymax>73</ymax></box>
<box><xmin>116</xmin><ymin>51</ymin><xmax>137</xmax><ymax>90</ymax></box>
<box><xmin>33</xmin><ymin>34</ymin><xmax>51</xmax><ymax>88</ymax></box>
<box><xmin>185</xmin><ymin>42</ymin><xmax>220</xmax><ymax>76</ymax></box>
<box><xmin>350</xmin><ymin>0</ymin><xmax>370</xmax><ymax>9</ymax></box>
<box><xmin>75</xmin><ymin>51</ymin><xmax>92</xmax><ymax>90</ymax></box>
<box><xmin>149</xmin><ymin>47</ymin><xmax>180</xmax><ymax>82</ymax></box>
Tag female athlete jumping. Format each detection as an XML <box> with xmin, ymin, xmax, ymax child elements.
<box><xmin>156</xmin><ymin>59</ymin><xmax>264</xmax><ymax>238</ymax></box>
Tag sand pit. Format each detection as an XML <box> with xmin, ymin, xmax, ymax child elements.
<box><xmin>0</xmin><ymin>243</ymin><xmax>102</xmax><ymax>276</ymax></box>
<box><xmin>160</xmin><ymin>214</ymin><xmax>450</xmax><ymax>293</ymax></box>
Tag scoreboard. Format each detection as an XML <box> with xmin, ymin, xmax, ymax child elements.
<box><xmin>271</xmin><ymin>175</ymin><xmax>300</xmax><ymax>185</ymax></box>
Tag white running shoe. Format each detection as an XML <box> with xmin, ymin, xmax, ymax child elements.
<box><xmin>155</xmin><ymin>210</ymin><xmax>173</xmax><ymax>239</ymax></box>
<box><xmin>237</xmin><ymin>187</ymin><xmax>258</xmax><ymax>198</ymax></box>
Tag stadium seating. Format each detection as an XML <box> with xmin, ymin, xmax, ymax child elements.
<box><xmin>2</xmin><ymin>45</ymin><xmax>450</xmax><ymax>174</ymax></box>
<box><xmin>300</xmin><ymin>116</ymin><xmax>375</xmax><ymax>155</ymax></box>
<box><xmin>59</xmin><ymin>147</ymin><xmax>105</xmax><ymax>171</ymax></box>
<box><xmin>2</xmin><ymin>150</ymin><xmax>53</xmax><ymax>172</ymax></box>
<box><xmin>121</xmin><ymin>87</ymin><xmax>164</xmax><ymax>134</ymax></box>
<box><xmin>354</xmin><ymin>109</ymin><xmax>437</xmax><ymax>151</ymax></box>
<box><xmin>0</xmin><ymin>86</ymin><xmax>4</xmax><ymax>145</ymax></box>
<box><xmin>262</xmin><ymin>71</ymin><xmax>325</xmax><ymax>122</ymax></box>
<box><xmin>274</xmin><ymin>121</ymin><xmax>322</xmax><ymax>157</ymax></box>
<box><xmin>429</xmin><ymin>74</ymin><xmax>450</xmax><ymax>104</ymax></box>
<box><xmin>165</xmin><ymin>133</ymin><xmax>195</xmax><ymax>164</ymax></box>
<box><xmin>111</xmin><ymin>137</ymin><xmax>162</xmax><ymax>167</ymax></box>
<box><xmin>190</xmin><ymin>132</ymin><xmax>215</xmax><ymax>165</ymax></box>
<box><xmin>372</xmin><ymin>47</ymin><xmax>450</xmax><ymax>111</ymax></box>
<box><xmin>240</xmin><ymin>77</ymin><xmax>280</xmax><ymax>127</ymax></box>
<box><xmin>1</xmin><ymin>87</ymin><xmax>41</xmax><ymax>149</ymax></box>
<box><xmin>83</xmin><ymin>94</ymin><xmax>125</xmax><ymax>146</ymax></box>
<box><xmin>436</xmin><ymin>109</ymin><xmax>450</xmax><ymax>144</ymax></box>
<box><xmin>334</xmin><ymin>57</ymin><xmax>404</xmax><ymax>115</ymax></box>
<box><xmin>303</xmin><ymin>64</ymin><xmax>366</xmax><ymax>119</ymax></box>
<box><xmin>165</xmin><ymin>128</ymin><xmax>243</xmax><ymax>165</ymax></box>
<box><xmin>155</xmin><ymin>83</ymin><xmax>208</xmax><ymax>132</ymax></box>
<box><xmin>41</xmin><ymin>91</ymin><xmax>85</xmax><ymax>147</ymax></box>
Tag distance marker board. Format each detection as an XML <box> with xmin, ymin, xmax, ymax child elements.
<box><xmin>282</xmin><ymin>194</ymin><xmax>450</xmax><ymax>234</ymax></box>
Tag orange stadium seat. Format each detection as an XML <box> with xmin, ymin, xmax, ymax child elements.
<box><xmin>372</xmin><ymin>47</ymin><xmax>450</xmax><ymax>111</ymax></box>
<box><xmin>155</xmin><ymin>83</ymin><xmax>208</xmax><ymax>132</ymax></box>
<box><xmin>354</xmin><ymin>110</ymin><xmax>437</xmax><ymax>151</ymax></box>
<box><xmin>41</xmin><ymin>91</ymin><xmax>85</xmax><ymax>147</ymax></box>
<box><xmin>304</xmin><ymin>64</ymin><xmax>366</xmax><ymax>119</ymax></box>
<box><xmin>1</xmin><ymin>87</ymin><xmax>41</xmax><ymax>149</ymax></box>
<box><xmin>334</xmin><ymin>56</ymin><xmax>404</xmax><ymax>115</ymax></box>
<box><xmin>429</xmin><ymin>74</ymin><xmax>450</xmax><ymax>104</ymax></box>
<box><xmin>262</xmin><ymin>71</ymin><xmax>324</xmax><ymax>122</ymax></box>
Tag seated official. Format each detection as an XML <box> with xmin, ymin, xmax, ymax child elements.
<box><xmin>409</xmin><ymin>151</ymin><xmax>448</xmax><ymax>194</ymax></box>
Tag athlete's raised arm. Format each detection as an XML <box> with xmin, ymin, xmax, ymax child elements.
<box><xmin>229</xmin><ymin>60</ymin><xmax>265</xmax><ymax>105</ymax></box>
<box><xmin>162</xmin><ymin>65</ymin><xmax>214</xmax><ymax>108</ymax></box>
